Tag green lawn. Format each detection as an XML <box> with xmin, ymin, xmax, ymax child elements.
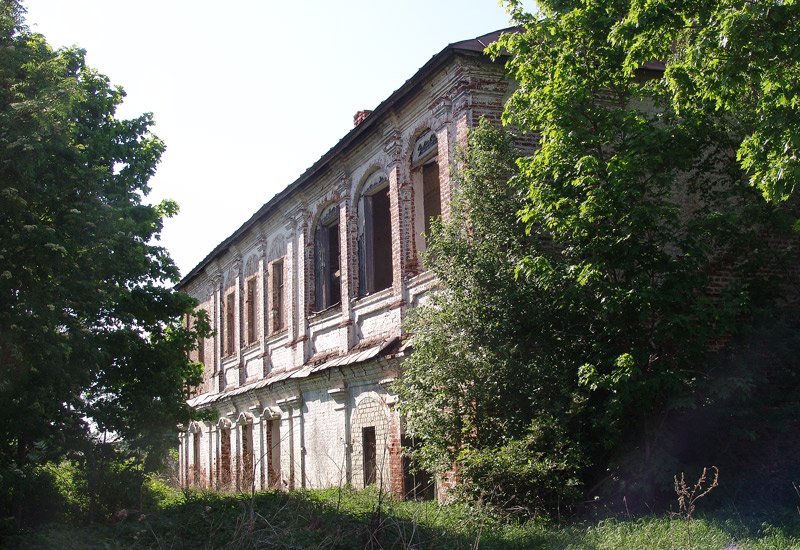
<box><xmin>6</xmin><ymin>485</ymin><xmax>800</xmax><ymax>549</ymax></box>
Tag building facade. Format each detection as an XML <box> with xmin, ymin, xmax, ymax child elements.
<box><xmin>176</xmin><ymin>29</ymin><xmax>513</xmax><ymax>497</ymax></box>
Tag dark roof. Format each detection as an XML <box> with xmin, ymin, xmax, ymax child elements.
<box><xmin>177</xmin><ymin>27</ymin><xmax>517</xmax><ymax>289</ymax></box>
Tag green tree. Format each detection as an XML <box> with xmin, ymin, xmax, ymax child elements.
<box><xmin>0</xmin><ymin>3</ymin><xmax>208</xmax><ymax>526</ymax></box>
<box><xmin>492</xmin><ymin>0</ymin><xmax>798</xmax><ymax>504</ymax></box>
<box><xmin>397</xmin><ymin>121</ymin><xmax>585</xmax><ymax>515</ymax></box>
<box><xmin>611</xmin><ymin>0</ymin><xmax>800</xmax><ymax>202</ymax></box>
<box><xmin>399</xmin><ymin>0</ymin><xmax>799</xmax><ymax>514</ymax></box>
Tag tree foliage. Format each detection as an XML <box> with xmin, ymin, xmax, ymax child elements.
<box><xmin>398</xmin><ymin>0</ymin><xmax>799</xmax><ymax>515</ymax></box>
<box><xmin>0</xmin><ymin>3</ymin><xmax>208</xmax><ymax>526</ymax></box>
<box><xmin>397</xmin><ymin>122</ymin><xmax>585</xmax><ymax>515</ymax></box>
<box><xmin>611</xmin><ymin>0</ymin><xmax>800</xmax><ymax>202</ymax></box>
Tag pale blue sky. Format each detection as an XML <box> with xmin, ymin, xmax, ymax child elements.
<box><xmin>24</xmin><ymin>1</ymin><xmax>516</xmax><ymax>276</ymax></box>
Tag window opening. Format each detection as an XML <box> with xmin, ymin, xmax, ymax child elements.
<box><xmin>267</xmin><ymin>419</ymin><xmax>281</xmax><ymax>488</ymax></box>
<box><xmin>411</xmin><ymin>130</ymin><xmax>441</xmax><ymax>259</ymax></box>
<box><xmin>314</xmin><ymin>210</ymin><xmax>341</xmax><ymax>311</ymax></box>
<box><xmin>246</xmin><ymin>277</ymin><xmax>257</xmax><ymax>344</ymax></box>
<box><xmin>402</xmin><ymin>435</ymin><xmax>434</xmax><ymax>500</ymax></box>
<box><xmin>220</xmin><ymin>427</ymin><xmax>232</xmax><ymax>488</ymax></box>
<box><xmin>198</xmin><ymin>323</ymin><xmax>205</xmax><ymax>365</ymax></box>
<box><xmin>271</xmin><ymin>260</ymin><xmax>285</xmax><ymax>332</ymax></box>
<box><xmin>241</xmin><ymin>423</ymin><xmax>254</xmax><ymax>491</ymax></box>
<box><xmin>193</xmin><ymin>431</ymin><xmax>202</xmax><ymax>487</ymax></box>
<box><xmin>359</xmin><ymin>183</ymin><xmax>392</xmax><ymax>296</ymax></box>
<box><xmin>362</xmin><ymin>426</ymin><xmax>377</xmax><ymax>487</ymax></box>
<box><xmin>422</xmin><ymin>162</ymin><xmax>441</xmax><ymax>237</ymax></box>
<box><xmin>225</xmin><ymin>292</ymin><xmax>235</xmax><ymax>355</ymax></box>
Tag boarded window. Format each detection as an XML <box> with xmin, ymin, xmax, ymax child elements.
<box><xmin>271</xmin><ymin>260</ymin><xmax>285</xmax><ymax>332</ymax></box>
<box><xmin>314</xmin><ymin>210</ymin><xmax>341</xmax><ymax>311</ymax></box>
<box><xmin>246</xmin><ymin>277</ymin><xmax>257</xmax><ymax>344</ymax></box>
<box><xmin>359</xmin><ymin>183</ymin><xmax>392</xmax><ymax>296</ymax></box>
<box><xmin>225</xmin><ymin>292</ymin><xmax>235</xmax><ymax>355</ymax></box>
<box><xmin>363</xmin><ymin>426</ymin><xmax>376</xmax><ymax>487</ymax></box>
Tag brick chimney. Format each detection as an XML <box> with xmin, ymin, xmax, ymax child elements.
<box><xmin>353</xmin><ymin>110</ymin><xmax>372</xmax><ymax>127</ymax></box>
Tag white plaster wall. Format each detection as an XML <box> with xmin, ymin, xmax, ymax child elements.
<box><xmin>310</xmin><ymin>323</ymin><xmax>341</xmax><ymax>355</ymax></box>
<box><xmin>356</xmin><ymin>307</ymin><xmax>399</xmax><ymax>341</ymax></box>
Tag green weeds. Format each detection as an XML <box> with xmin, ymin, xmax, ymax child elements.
<box><xmin>5</xmin><ymin>483</ymin><xmax>800</xmax><ymax>549</ymax></box>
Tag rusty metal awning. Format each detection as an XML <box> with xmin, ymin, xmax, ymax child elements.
<box><xmin>187</xmin><ymin>336</ymin><xmax>399</xmax><ymax>408</ymax></box>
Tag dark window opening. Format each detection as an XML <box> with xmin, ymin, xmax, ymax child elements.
<box><xmin>198</xmin><ymin>325</ymin><xmax>205</xmax><ymax>365</ymax></box>
<box><xmin>359</xmin><ymin>185</ymin><xmax>393</xmax><ymax>296</ymax></box>
<box><xmin>314</xmin><ymin>214</ymin><xmax>341</xmax><ymax>311</ymax></box>
<box><xmin>246</xmin><ymin>278</ymin><xmax>257</xmax><ymax>344</ymax></box>
<box><xmin>187</xmin><ymin>314</ymin><xmax>205</xmax><ymax>395</ymax></box>
<box><xmin>402</xmin><ymin>435</ymin><xmax>434</xmax><ymax>500</ymax></box>
<box><xmin>271</xmin><ymin>260</ymin><xmax>285</xmax><ymax>332</ymax></box>
<box><xmin>225</xmin><ymin>292</ymin><xmax>235</xmax><ymax>355</ymax></box>
<box><xmin>363</xmin><ymin>426</ymin><xmax>376</xmax><ymax>487</ymax></box>
<box><xmin>422</xmin><ymin>162</ymin><xmax>441</xmax><ymax>236</ymax></box>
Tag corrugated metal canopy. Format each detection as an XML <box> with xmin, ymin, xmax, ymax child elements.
<box><xmin>187</xmin><ymin>336</ymin><xmax>400</xmax><ymax>408</ymax></box>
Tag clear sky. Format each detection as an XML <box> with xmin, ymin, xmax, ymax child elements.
<box><xmin>23</xmin><ymin>1</ymin><xmax>516</xmax><ymax>277</ymax></box>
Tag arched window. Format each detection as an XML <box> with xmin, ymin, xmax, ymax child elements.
<box><xmin>314</xmin><ymin>205</ymin><xmax>341</xmax><ymax>311</ymax></box>
<box><xmin>411</xmin><ymin>130</ymin><xmax>441</xmax><ymax>258</ymax></box>
<box><xmin>358</xmin><ymin>173</ymin><xmax>393</xmax><ymax>296</ymax></box>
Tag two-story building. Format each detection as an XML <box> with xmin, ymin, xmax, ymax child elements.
<box><xmin>176</xmin><ymin>28</ymin><xmax>513</xmax><ymax>498</ymax></box>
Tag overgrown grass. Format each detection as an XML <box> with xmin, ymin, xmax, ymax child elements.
<box><xmin>5</xmin><ymin>482</ymin><xmax>800</xmax><ymax>549</ymax></box>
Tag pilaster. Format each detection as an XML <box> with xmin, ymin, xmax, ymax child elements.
<box><xmin>433</xmin><ymin>101</ymin><xmax>454</xmax><ymax>223</ymax></box>
<box><xmin>336</xmin><ymin>169</ymin><xmax>356</xmax><ymax>351</ymax></box>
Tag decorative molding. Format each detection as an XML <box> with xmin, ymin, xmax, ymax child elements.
<box><xmin>256</xmin><ymin>234</ymin><xmax>269</xmax><ymax>257</ymax></box>
<box><xmin>382</xmin><ymin>125</ymin><xmax>401</xmax><ymax>159</ymax></box>
<box><xmin>276</xmin><ymin>395</ymin><xmax>301</xmax><ymax>409</ymax></box>
<box><xmin>236</xmin><ymin>411</ymin><xmax>255</xmax><ymax>426</ymax></box>
<box><xmin>433</xmin><ymin>98</ymin><xmax>453</xmax><ymax>121</ymax></box>
<box><xmin>411</xmin><ymin>130</ymin><xmax>438</xmax><ymax>166</ymax></box>
<box><xmin>261</xmin><ymin>406</ymin><xmax>281</xmax><ymax>420</ymax></box>
<box><xmin>328</xmin><ymin>387</ymin><xmax>348</xmax><ymax>411</ymax></box>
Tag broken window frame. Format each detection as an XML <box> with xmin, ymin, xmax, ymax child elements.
<box><xmin>313</xmin><ymin>205</ymin><xmax>342</xmax><ymax>312</ymax></box>
<box><xmin>245</xmin><ymin>276</ymin><xmax>257</xmax><ymax>345</ymax></box>
<box><xmin>357</xmin><ymin>174</ymin><xmax>393</xmax><ymax>297</ymax></box>
<box><xmin>224</xmin><ymin>291</ymin><xmax>236</xmax><ymax>356</ymax></box>
<box><xmin>410</xmin><ymin>130</ymin><xmax>441</xmax><ymax>260</ymax></box>
<box><xmin>270</xmin><ymin>258</ymin><xmax>285</xmax><ymax>333</ymax></box>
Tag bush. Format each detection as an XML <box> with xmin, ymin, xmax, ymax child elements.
<box><xmin>457</xmin><ymin>419</ymin><xmax>584</xmax><ymax>517</ymax></box>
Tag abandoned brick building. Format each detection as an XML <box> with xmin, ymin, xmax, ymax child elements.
<box><xmin>176</xmin><ymin>29</ymin><xmax>514</xmax><ymax>497</ymax></box>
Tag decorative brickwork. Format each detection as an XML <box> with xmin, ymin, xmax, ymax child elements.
<box><xmin>177</xmin><ymin>30</ymin><xmax>512</xmax><ymax>499</ymax></box>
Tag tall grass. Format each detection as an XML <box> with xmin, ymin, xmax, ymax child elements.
<box><xmin>6</xmin><ymin>481</ymin><xmax>800</xmax><ymax>549</ymax></box>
